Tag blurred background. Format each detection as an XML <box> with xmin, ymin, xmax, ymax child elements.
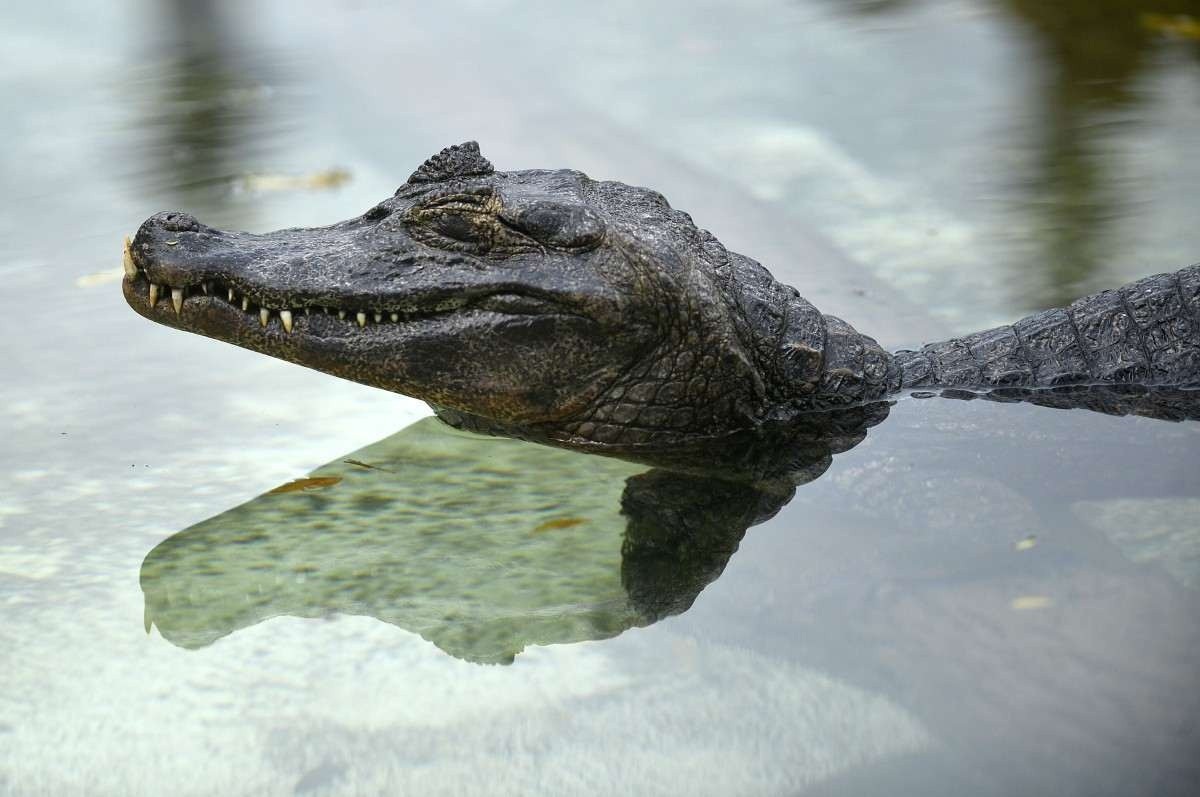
<box><xmin>2</xmin><ymin>1</ymin><xmax>1199</xmax><ymax>794</ymax></box>
<box><xmin>5</xmin><ymin>0</ymin><xmax>1198</xmax><ymax>330</ymax></box>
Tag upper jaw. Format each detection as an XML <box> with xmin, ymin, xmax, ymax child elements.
<box><xmin>125</xmin><ymin>212</ymin><xmax>361</xmax><ymax>332</ymax></box>
<box><xmin>124</xmin><ymin>210</ymin><xmax>613</xmax><ymax>335</ymax></box>
<box><xmin>128</xmin><ymin>210</ymin><xmax>366</xmax><ymax>306</ymax></box>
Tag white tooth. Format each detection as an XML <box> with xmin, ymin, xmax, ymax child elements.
<box><xmin>280</xmin><ymin>309</ymin><xmax>294</xmax><ymax>333</ymax></box>
<box><xmin>171</xmin><ymin>287</ymin><xmax>184</xmax><ymax>314</ymax></box>
<box><xmin>122</xmin><ymin>236</ymin><xmax>137</xmax><ymax>278</ymax></box>
<box><xmin>228</xmin><ymin>288</ymin><xmax>236</xmax><ymax>302</ymax></box>
<box><xmin>260</xmin><ymin>308</ymin><xmax>270</xmax><ymax>327</ymax></box>
<box><xmin>303</xmin><ymin>307</ymin><xmax>310</xmax><ymax>316</ymax></box>
<box><xmin>338</xmin><ymin>310</ymin><xmax>346</xmax><ymax>320</ymax></box>
<box><xmin>242</xmin><ymin>296</ymin><xmax>250</xmax><ymax>312</ymax></box>
<box><xmin>201</xmin><ymin>282</ymin><xmax>209</xmax><ymax>295</ymax></box>
<box><xmin>148</xmin><ymin>283</ymin><xmax>160</xmax><ymax>307</ymax></box>
<box><xmin>374</xmin><ymin>312</ymin><xmax>382</xmax><ymax>323</ymax></box>
<box><xmin>356</xmin><ymin>312</ymin><xmax>367</xmax><ymax>327</ymax></box>
<box><xmin>390</xmin><ymin>313</ymin><xmax>399</xmax><ymax>322</ymax></box>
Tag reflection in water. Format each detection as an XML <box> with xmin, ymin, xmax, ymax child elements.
<box><xmin>125</xmin><ymin>0</ymin><xmax>288</xmax><ymax>221</ymax></box>
<box><xmin>141</xmin><ymin>388</ymin><xmax>1199</xmax><ymax>663</ymax></box>
<box><xmin>846</xmin><ymin>0</ymin><xmax>1200</xmax><ymax>308</ymax></box>
<box><xmin>143</xmin><ymin>418</ymin><xmax>644</xmax><ymax>663</ymax></box>
<box><xmin>1003</xmin><ymin>0</ymin><xmax>1200</xmax><ymax>306</ymax></box>
<box><xmin>140</xmin><ymin>407</ymin><xmax>885</xmax><ymax>662</ymax></box>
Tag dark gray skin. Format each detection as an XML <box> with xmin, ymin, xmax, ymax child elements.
<box><xmin>124</xmin><ymin>142</ymin><xmax>1200</xmax><ymax>461</ymax></box>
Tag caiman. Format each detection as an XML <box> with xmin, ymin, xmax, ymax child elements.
<box><xmin>123</xmin><ymin>142</ymin><xmax>1200</xmax><ymax>459</ymax></box>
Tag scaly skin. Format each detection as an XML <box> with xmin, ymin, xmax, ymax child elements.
<box><xmin>894</xmin><ymin>267</ymin><xmax>1200</xmax><ymax>391</ymax></box>
<box><xmin>123</xmin><ymin>142</ymin><xmax>1200</xmax><ymax>458</ymax></box>
<box><xmin>892</xmin><ymin>266</ymin><xmax>1200</xmax><ymax>422</ymax></box>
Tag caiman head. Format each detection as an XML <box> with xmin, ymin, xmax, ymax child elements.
<box><xmin>124</xmin><ymin>142</ymin><xmax>815</xmax><ymax>452</ymax></box>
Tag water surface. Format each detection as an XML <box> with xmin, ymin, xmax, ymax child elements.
<box><xmin>2</xmin><ymin>1</ymin><xmax>1198</xmax><ymax>794</ymax></box>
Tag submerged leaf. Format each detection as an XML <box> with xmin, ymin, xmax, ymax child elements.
<box><xmin>268</xmin><ymin>476</ymin><xmax>343</xmax><ymax>494</ymax></box>
<box><xmin>533</xmin><ymin>517</ymin><xmax>587</xmax><ymax>533</ymax></box>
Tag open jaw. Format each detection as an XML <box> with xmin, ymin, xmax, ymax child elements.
<box><xmin>121</xmin><ymin>235</ymin><xmax>573</xmax><ymax>338</ymax></box>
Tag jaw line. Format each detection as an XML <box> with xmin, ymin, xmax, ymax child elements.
<box><xmin>122</xmin><ymin>253</ymin><xmax>590</xmax><ymax>351</ymax></box>
<box><xmin>125</xmin><ymin>233</ymin><xmax>585</xmax><ymax>338</ymax></box>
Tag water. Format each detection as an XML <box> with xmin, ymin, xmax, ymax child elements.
<box><xmin>2</xmin><ymin>1</ymin><xmax>1199</xmax><ymax>794</ymax></box>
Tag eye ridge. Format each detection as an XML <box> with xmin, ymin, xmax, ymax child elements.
<box><xmin>422</xmin><ymin>189</ymin><xmax>495</xmax><ymax>211</ymax></box>
<box><xmin>429</xmin><ymin>201</ymin><xmax>491</xmax><ymax>213</ymax></box>
<box><xmin>506</xmin><ymin>201</ymin><xmax>606</xmax><ymax>252</ymax></box>
<box><xmin>495</xmin><ymin>216</ymin><xmax>543</xmax><ymax>249</ymax></box>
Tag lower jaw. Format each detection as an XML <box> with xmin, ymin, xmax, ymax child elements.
<box><xmin>122</xmin><ymin>275</ymin><xmax>443</xmax><ymax>397</ymax></box>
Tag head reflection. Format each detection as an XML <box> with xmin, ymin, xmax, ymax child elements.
<box><xmin>139</xmin><ymin>406</ymin><xmax>886</xmax><ymax>663</ymax></box>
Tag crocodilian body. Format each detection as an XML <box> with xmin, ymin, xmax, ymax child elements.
<box><xmin>123</xmin><ymin>141</ymin><xmax>1200</xmax><ymax>475</ymax></box>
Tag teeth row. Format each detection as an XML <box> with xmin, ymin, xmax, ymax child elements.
<box><xmin>125</xmin><ymin>236</ymin><xmax>416</xmax><ymax>332</ymax></box>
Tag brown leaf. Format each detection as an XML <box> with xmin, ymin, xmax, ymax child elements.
<box><xmin>533</xmin><ymin>517</ymin><xmax>587</xmax><ymax>533</ymax></box>
<box><xmin>268</xmin><ymin>476</ymin><xmax>343</xmax><ymax>494</ymax></box>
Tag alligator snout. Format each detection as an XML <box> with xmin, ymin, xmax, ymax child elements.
<box><xmin>129</xmin><ymin>210</ymin><xmax>226</xmax><ymax>279</ymax></box>
<box><xmin>131</xmin><ymin>211</ymin><xmax>212</xmax><ymax>264</ymax></box>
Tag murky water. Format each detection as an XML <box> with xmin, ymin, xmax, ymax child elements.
<box><xmin>2</xmin><ymin>1</ymin><xmax>1198</xmax><ymax>794</ymax></box>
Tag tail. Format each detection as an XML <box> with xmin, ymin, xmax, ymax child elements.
<box><xmin>892</xmin><ymin>264</ymin><xmax>1200</xmax><ymax>420</ymax></box>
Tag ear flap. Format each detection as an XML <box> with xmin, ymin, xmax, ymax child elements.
<box><xmin>406</xmin><ymin>141</ymin><xmax>495</xmax><ymax>185</ymax></box>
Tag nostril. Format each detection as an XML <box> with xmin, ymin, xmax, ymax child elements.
<box><xmin>152</xmin><ymin>211</ymin><xmax>203</xmax><ymax>233</ymax></box>
<box><xmin>131</xmin><ymin>211</ymin><xmax>208</xmax><ymax>265</ymax></box>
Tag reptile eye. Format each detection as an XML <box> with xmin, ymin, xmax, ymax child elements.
<box><xmin>431</xmin><ymin>212</ymin><xmax>481</xmax><ymax>243</ymax></box>
<box><xmin>406</xmin><ymin>205</ymin><xmax>500</xmax><ymax>254</ymax></box>
<box><xmin>406</xmin><ymin>190</ymin><xmax>547</xmax><ymax>256</ymax></box>
<box><xmin>364</xmin><ymin>205</ymin><xmax>391</xmax><ymax>222</ymax></box>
